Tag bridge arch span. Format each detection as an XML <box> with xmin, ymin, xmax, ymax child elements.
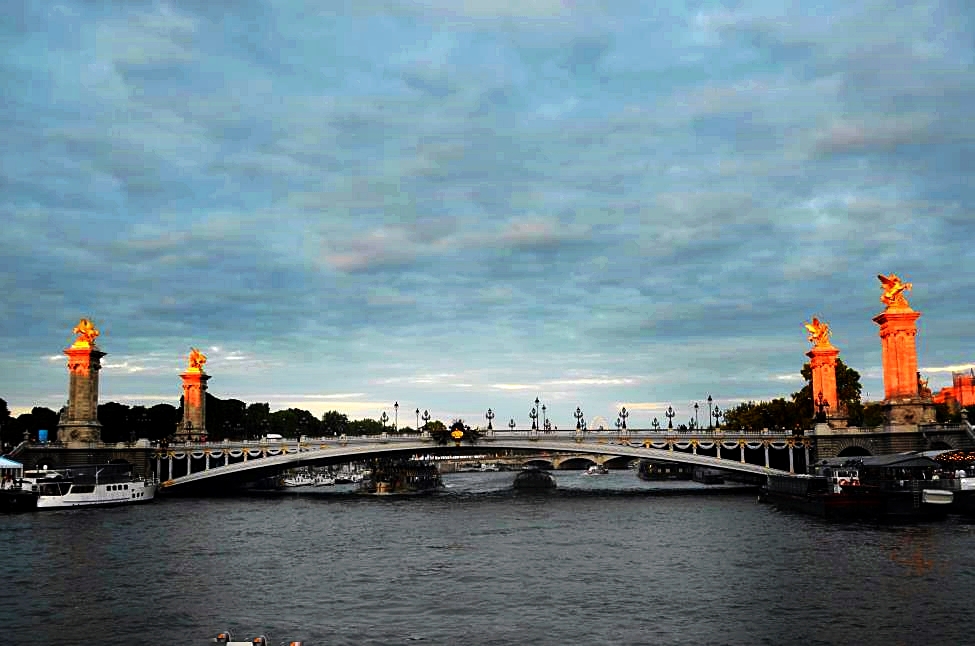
<box><xmin>158</xmin><ymin>436</ymin><xmax>796</xmax><ymax>494</ymax></box>
<box><xmin>837</xmin><ymin>444</ymin><xmax>872</xmax><ymax>457</ymax></box>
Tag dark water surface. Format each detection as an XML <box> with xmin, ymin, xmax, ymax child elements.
<box><xmin>2</xmin><ymin>471</ymin><xmax>973</xmax><ymax>645</ymax></box>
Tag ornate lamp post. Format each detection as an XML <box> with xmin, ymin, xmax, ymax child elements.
<box><xmin>422</xmin><ymin>410</ymin><xmax>431</xmax><ymax>431</ymax></box>
<box><xmin>816</xmin><ymin>391</ymin><xmax>830</xmax><ymax>423</ymax></box>
<box><xmin>665</xmin><ymin>405</ymin><xmax>676</xmax><ymax>429</ymax></box>
<box><xmin>712</xmin><ymin>406</ymin><xmax>722</xmax><ymax>429</ymax></box>
<box><xmin>652</xmin><ymin>417</ymin><xmax>660</xmax><ymax>431</ymax></box>
<box><xmin>394</xmin><ymin>401</ymin><xmax>399</xmax><ymax>432</ymax></box>
<box><xmin>707</xmin><ymin>394</ymin><xmax>713</xmax><ymax>430</ymax></box>
<box><xmin>380</xmin><ymin>411</ymin><xmax>388</xmax><ymax>430</ymax></box>
<box><xmin>508</xmin><ymin>418</ymin><xmax>516</xmax><ymax>432</ymax></box>
<box><xmin>619</xmin><ymin>407</ymin><xmax>629</xmax><ymax>430</ymax></box>
<box><xmin>485</xmin><ymin>408</ymin><xmax>494</xmax><ymax>430</ymax></box>
<box><xmin>574</xmin><ymin>407</ymin><xmax>584</xmax><ymax>430</ymax></box>
<box><xmin>415</xmin><ymin>408</ymin><xmax>420</xmax><ymax>432</ymax></box>
<box><xmin>541</xmin><ymin>404</ymin><xmax>547</xmax><ymax>432</ymax></box>
<box><xmin>529</xmin><ymin>406</ymin><xmax>538</xmax><ymax>431</ymax></box>
<box><xmin>693</xmin><ymin>402</ymin><xmax>699</xmax><ymax>429</ymax></box>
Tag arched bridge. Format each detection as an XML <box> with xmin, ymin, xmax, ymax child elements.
<box><xmin>158</xmin><ymin>430</ymin><xmax>807</xmax><ymax>494</ymax></box>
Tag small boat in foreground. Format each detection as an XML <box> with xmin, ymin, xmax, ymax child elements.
<box><xmin>583</xmin><ymin>464</ymin><xmax>609</xmax><ymax>476</ymax></box>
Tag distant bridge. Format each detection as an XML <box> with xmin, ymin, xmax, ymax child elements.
<box><xmin>157</xmin><ymin>430</ymin><xmax>806</xmax><ymax>494</ymax></box>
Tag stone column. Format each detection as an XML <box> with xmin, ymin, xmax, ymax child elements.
<box><xmin>872</xmin><ymin>275</ymin><xmax>935</xmax><ymax>425</ymax></box>
<box><xmin>176</xmin><ymin>369</ymin><xmax>210</xmax><ymax>442</ymax></box>
<box><xmin>807</xmin><ymin>344</ymin><xmax>840</xmax><ymax>417</ymax></box>
<box><xmin>57</xmin><ymin>320</ymin><xmax>105</xmax><ymax>445</ymax></box>
<box><xmin>803</xmin><ymin>317</ymin><xmax>846</xmax><ymax>428</ymax></box>
<box><xmin>873</xmin><ymin>308</ymin><xmax>921</xmax><ymax>400</ymax></box>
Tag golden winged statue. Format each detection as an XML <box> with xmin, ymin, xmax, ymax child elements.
<box><xmin>878</xmin><ymin>273</ymin><xmax>912</xmax><ymax>309</ymax></box>
<box><xmin>71</xmin><ymin>318</ymin><xmax>100</xmax><ymax>346</ymax></box>
<box><xmin>804</xmin><ymin>317</ymin><xmax>831</xmax><ymax>348</ymax></box>
<box><xmin>188</xmin><ymin>347</ymin><xmax>207</xmax><ymax>371</ymax></box>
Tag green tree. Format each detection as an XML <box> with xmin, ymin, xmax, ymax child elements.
<box><xmin>346</xmin><ymin>418</ymin><xmax>385</xmax><ymax>435</ymax></box>
<box><xmin>245</xmin><ymin>402</ymin><xmax>270</xmax><ymax>440</ymax></box>
<box><xmin>98</xmin><ymin>402</ymin><xmax>131</xmax><ymax>443</ymax></box>
<box><xmin>794</xmin><ymin>358</ymin><xmax>864</xmax><ymax>426</ymax></box>
<box><xmin>321</xmin><ymin>410</ymin><xmax>349</xmax><ymax>436</ymax></box>
<box><xmin>147</xmin><ymin>404</ymin><xmax>179</xmax><ymax>442</ymax></box>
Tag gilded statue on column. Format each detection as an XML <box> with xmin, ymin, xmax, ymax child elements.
<box><xmin>71</xmin><ymin>318</ymin><xmax>100</xmax><ymax>347</ymax></box>
<box><xmin>878</xmin><ymin>273</ymin><xmax>912</xmax><ymax>309</ymax></box>
<box><xmin>188</xmin><ymin>347</ymin><xmax>207</xmax><ymax>371</ymax></box>
<box><xmin>804</xmin><ymin>317</ymin><xmax>832</xmax><ymax>348</ymax></box>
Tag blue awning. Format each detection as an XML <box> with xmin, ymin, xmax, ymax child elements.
<box><xmin>0</xmin><ymin>456</ymin><xmax>23</xmax><ymax>469</ymax></box>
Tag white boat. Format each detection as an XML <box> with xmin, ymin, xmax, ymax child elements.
<box><xmin>282</xmin><ymin>471</ymin><xmax>315</xmax><ymax>487</ymax></box>
<box><xmin>22</xmin><ymin>464</ymin><xmax>156</xmax><ymax>509</ymax></box>
<box><xmin>313</xmin><ymin>472</ymin><xmax>336</xmax><ymax>486</ymax></box>
<box><xmin>583</xmin><ymin>464</ymin><xmax>610</xmax><ymax>476</ymax></box>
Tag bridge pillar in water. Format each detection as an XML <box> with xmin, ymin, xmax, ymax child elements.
<box><xmin>873</xmin><ymin>298</ymin><xmax>936</xmax><ymax>425</ymax></box>
<box><xmin>57</xmin><ymin>319</ymin><xmax>105</xmax><ymax>445</ymax></box>
<box><xmin>176</xmin><ymin>348</ymin><xmax>210</xmax><ymax>443</ymax></box>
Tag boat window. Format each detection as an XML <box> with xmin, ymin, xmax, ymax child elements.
<box><xmin>70</xmin><ymin>485</ymin><xmax>95</xmax><ymax>494</ymax></box>
<box><xmin>124</xmin><ymin>484</ymin><xmax>129</xmax><ymax>490</ymax></box>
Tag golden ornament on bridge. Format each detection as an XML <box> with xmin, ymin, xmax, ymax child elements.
<box><xmin>878</xmin><ymin>273</ymin><xmax>912</xmax><ymax>309</ymax></box>
<box><xmin>804</xmin><ymin>317</ymin><xmax>832</xmax><ymax>348</ymax></box>
<box><xmin>71</xmin><ymin>318</ymin><xmax>100</xmax><ymax>347</ymax></box>
<box><xmin>188</xmin><ymin>347</ymin><xmax>207</xmax><ymax>371</ymax></box>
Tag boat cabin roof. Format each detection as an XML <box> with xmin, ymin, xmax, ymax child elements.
<box><xmin>820</xmin><ymin>453</ymin><xmax>940</xmax><ymax>469</ymax></box>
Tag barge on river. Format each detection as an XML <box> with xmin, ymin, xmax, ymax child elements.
<box><xmin>358</xmin><ymin>458</ymin><xmax>443</xmax><ymax>495</ymax></box>
<box><xmin>763</xmin><ymin>453</ymin><xmax>952</xmax><ymax>521</ymax></box>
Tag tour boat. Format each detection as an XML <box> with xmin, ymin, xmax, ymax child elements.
<box><xmin>21</xmin><ymin>463</ymin><xmax>156</xmax><ymax>509</ymax></box>
<box><xmin>583</xmin><ymin>464</ymin><xmax>609</xmax><ymax>476</ymax></box>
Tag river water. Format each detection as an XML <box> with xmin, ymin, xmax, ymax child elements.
<box><xmin>2</xmin><ymin>470</ymin><xmax>973</xmax><ymax>646</ymax></box>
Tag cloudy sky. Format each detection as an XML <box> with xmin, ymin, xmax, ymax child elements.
<box><xmin>2</xmin><ymin>0</ymin><xmax>973</xmax><ymax>429</ymax></box>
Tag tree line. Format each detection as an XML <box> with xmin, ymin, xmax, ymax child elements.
<box><xmin>0</xmin><ymin>393</ymin><xmax>448</xmax><ymax>450</ymax></box>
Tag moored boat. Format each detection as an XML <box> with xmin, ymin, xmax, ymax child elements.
<box><xmin>358</xmin><ymin>459</ymin><xmax>443</xmax><ymax>495</ymax></box>
<box><xmin>583</xmin><ymin>464</ymin><xmax>609</xmax><ymax>476</ymax></box>
<box><xmin>282</xmin><ymin>471</ymin><xmax>315</xmax><ymax>487</ymax></box>
<box><xmin>1</xmin><ymin>456</ymin><xmax>39</xmax><ymax>512</ymax></box>
<box><xmin>21</xmin><ymin>463</ymin><xmax>156</xmax><ymax>509</ymax></box>
<box><xmin>0</xmin><ymin>484</ymin><xmax>39</xmax><ymax>512</ymax></box>
<box><xmin>767</xmin><ymin>454</ymin><xmax>952</xmax><ymax>521</ymax></box>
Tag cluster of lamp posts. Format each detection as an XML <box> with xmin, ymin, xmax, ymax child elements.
<box><xmin>378</xmin><ymin>396</ymin><xmax>726</xmax><ymax>433</ymax></box>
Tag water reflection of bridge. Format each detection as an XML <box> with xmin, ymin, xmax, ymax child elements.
<box><xmin>157</xmin><ymin>429</ymin><xmax>808</xmax><ymax>494</ymax></box>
